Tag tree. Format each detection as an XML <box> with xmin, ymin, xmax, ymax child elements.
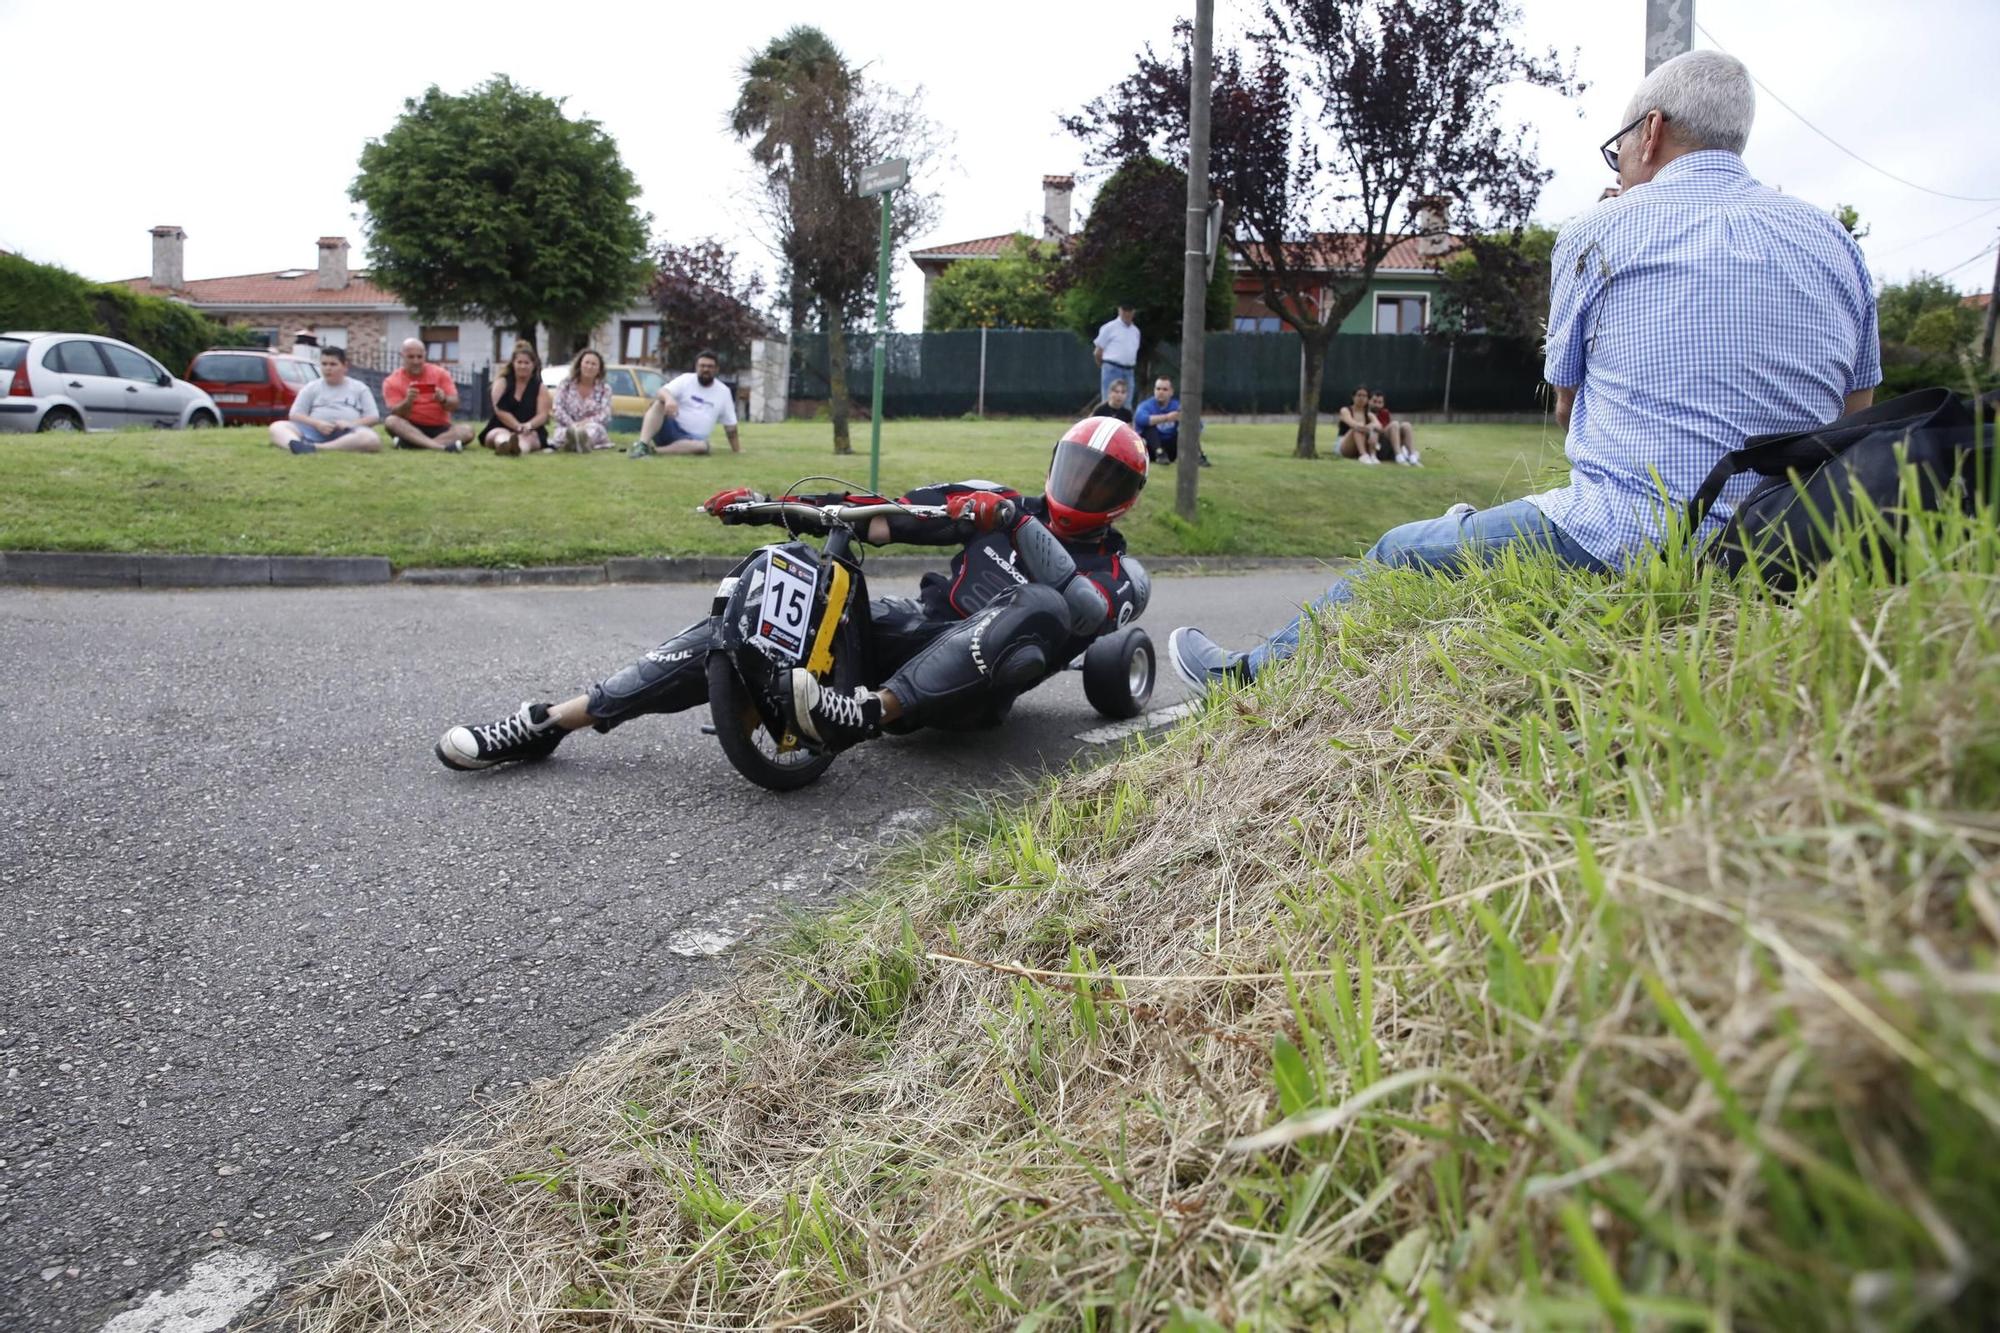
<box><xmin>649</xmin><ymin>238</ymin><xmax>771</xmax><ymax>371</ymax></box>
<box><xmin>1877</xmin><ymin>274</ymin><xmax>1975</xmax><ymax>347</ymax></box>
<box><xmin>925</xmin><ymin>235</ymin><xmax>1063</xmax><ymax>331</ymax></box>
<box><xmin>1434</xmin><ymin>224</ymin><xmax>1558</xmax><ymax>339</ymax></box>
<box><xmin>1065</xmin><ymin>4</ymin><xmax>1578</xmax><ymax>457</ymax></box>
<box><xmin>351</xmin><ymin>77</ymin><xmax>650</xmax><ymax>355</ymax></box>
<box><xmin>733</xmin><ymin>27</ymin><xmax>942</xmax><ymax>454</ymax></box>
<box><xmin>1057</xmin><ymin>156</ymin><xmax>1233</xmax><ymax>379</ymax></box>
<box><xmin>1834</xmin><ymin>203</ymin><xmax>1870</xmax><ymax>239</ymax></box>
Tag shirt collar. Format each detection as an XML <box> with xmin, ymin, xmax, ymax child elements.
<box><xmin>1654</xmin><ymin>149</ymin><xmax>1751</xmax><ymax>184</ymax></box>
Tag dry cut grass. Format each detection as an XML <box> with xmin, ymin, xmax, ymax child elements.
<box><xmin>287</xmin><ymin>499</ymin><xmax>2000</xmax><ymax>1331</ymax></box>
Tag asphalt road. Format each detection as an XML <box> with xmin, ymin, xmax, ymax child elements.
<box><xmin>0</xmin><ymin>567</ymin><xmax>1336</xmax><ymax>1332</ymax></box>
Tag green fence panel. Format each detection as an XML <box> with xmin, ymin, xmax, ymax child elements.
<box><xmin>788</xmin><ymin>330</ymin><xmax>1544</xmax><ymax>417</ymax></box>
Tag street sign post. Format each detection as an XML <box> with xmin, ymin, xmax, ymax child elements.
<box><xmin>1645</xmin><ymin>0</ymin><xmax>1693</xmax><ymax>73</ymax></box>
<box><xmin>859</xmin><ymin>157</ymin><xmax>908</xmax><ymax>492</ymax></box>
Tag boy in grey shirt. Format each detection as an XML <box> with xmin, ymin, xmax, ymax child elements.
<box><xmin>270</xmin><ymin>347</ymin><xmax>382</xmax><ymax>453</ymax></box>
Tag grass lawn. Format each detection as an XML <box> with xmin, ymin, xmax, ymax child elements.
<box><xmin>0</xmin><ymin>418</ymin><xmax>1566</xmax><ymax>568</ymax></box>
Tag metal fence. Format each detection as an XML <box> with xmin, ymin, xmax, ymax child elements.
<box><xmin>787</xmin><ymin>329</ymin><xmax>1546</xmax><ymax>417</ymax></box>
<box><xmin>347</xmin><ymin>358</ymin><xmax>489</xmax><ymax>422</ymax></box>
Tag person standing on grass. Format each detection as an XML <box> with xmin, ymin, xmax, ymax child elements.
<box><xmin>1168</xmin><ymin>49</ymin><xmax>1879</xmax><ymax>690</ymax></box>
<box><xmin>269</xmin><ymin>346</ymin><xmax>381</xmax><ymax>453</ymax></box>
<box><xmin>550</xmin><ymin>348</ymin><xmax>615</xmax><ymax>452</ymax></box>
<box><xmin>382</xmin><ymin>338</ymin><xmax>474</xmax><ymax>452</ymax></box>
<box><xmin>632</xmin><ymin>350</ymin><xmax>740</xmax><ymax>457</ymax></box>
<box><xmin>1089</xmin><ymin>377</ymin><xmax>1134</xmax><ymax>424</ymax></box>
<box><xmin>1092</xmin><ymin>301</ymin><xmax>1140</xmax><ymax>406</ymax></box>
<box><xmin>481</xmin><ymin>340</ymin><xmax>551</xmax><ymax>455</ymax></box>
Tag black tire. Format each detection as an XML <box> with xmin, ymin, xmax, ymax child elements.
<box><xmin>1082</xmin><ymin>626</ymin><xmax>1155</xmax><ymax>719</ymax></box>
<box><xmin>188</xmin><ymin>409</ymin><xmax>218</xmax><ymax>429</ymax></box>
<box><xmin>38</xmin><ymin>408</ymin><xmax>82</xmax><ymax>433</ymax></box>
<box><xmin>706</xmin><ymin>652</ymin><xmax>836</xmax><ymax>792</ymax></box>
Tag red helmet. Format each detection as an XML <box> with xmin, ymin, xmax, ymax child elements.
<box><xmin>1044</xmin><ymin>417</ymin><xmax>1148</xmax><ymax>539</ymax></box>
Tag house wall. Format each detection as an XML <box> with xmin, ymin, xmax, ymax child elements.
<box><xmin>1229</xmin><ymin>273</ymin><xmax>1447</xmax><ymax>336</ymax></box>
<box><xmin>201</xmin><ymin>309</ymin><xmax>394</xmax><ymax>364</ymax></box>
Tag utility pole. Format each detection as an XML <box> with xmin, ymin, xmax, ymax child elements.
<box><xmin>1176</xmin><ymin>0</ymin><xmax>1213</xmax><ymax>523</ymax></box>
<box><xmin>1982</xmin><ymin>235</ymin><xmax>2000</xmax><ymax>369</ymax></box>
<box><xmin>1644</xmin><ymin>0</ymin><xmax>1694</xmax><ymax>73</ymax></box>
<box><xmin>859</xmin><ymin>156</ymin><xmax>909</xmax><ymax>495</ymax></box>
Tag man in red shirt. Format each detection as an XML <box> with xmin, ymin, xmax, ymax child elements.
<box><xmin>382</xmin><ymin>338</ymin><xmax>474</xmax><ymax>452</ymax></box>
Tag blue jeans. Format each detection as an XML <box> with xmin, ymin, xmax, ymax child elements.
<box><xmin>1100</xmin><ymin>362</ymin><xmax>1137</xmax><ymax>404</ymax></box>
<box><xmin>647</xmin><ymin>415</ymin><xmax>702</xmax><ymax>447</ymax></box>
<box><xmin>1245</xmin><ymin>499</ymin><xmax>1610</xmax><ymax>673</ymax></box>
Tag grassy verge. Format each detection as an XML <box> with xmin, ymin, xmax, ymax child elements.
<box><xmin>0</xmin><ymin>419</ymin><xmax>1559</xmax><ymax>567</ymax></box>
<box><xmin>289</xmin><ymin>501</ymin><xmax>1999</xmax><ymax>1330</ymax></box>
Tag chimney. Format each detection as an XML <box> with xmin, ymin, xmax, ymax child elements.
<box><xmin>1042</xmin><ymin>175</ymin><xmax>1075</xmax><ymax>241</ymax></box>
<box><xmin>316</xmin><ymin>236</ymin><xmax>349</xmax><ymax>290</ymax></box>
<box><xmin>1414</xmin><ymin>196</ymin><xmax>1451</xmax><ymax>258</ymax></box>
<box><xmin>150</xmin><ymin>225</ymin><xmax>185</xmax><ymax>290</ymax></box>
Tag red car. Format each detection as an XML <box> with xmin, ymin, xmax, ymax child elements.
<box><xmin>185</xmin><ymin>348</ymin><xmax>321</xmax><ymax>426</ymax></box>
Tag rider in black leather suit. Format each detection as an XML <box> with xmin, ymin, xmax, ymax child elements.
<box><xmin>434</xmin><ymin>417</ymin><xmax>1153</xmax><ymax>770</ymax></box>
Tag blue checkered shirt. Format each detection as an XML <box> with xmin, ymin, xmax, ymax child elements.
<box><xmin>1532</xmin><ymin>150</ymin><xmax>1880</xmax><ymax>567</ymax></box>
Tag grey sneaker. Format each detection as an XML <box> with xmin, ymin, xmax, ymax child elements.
<box><xmin>1167</xmin><ymin>627</ymin><xmax>1250</xmax><ymax>692</ymax></box>
<box><xmin>288</xmin><ymin>438</ymin><xmax>318</xmax><ymax>454</ymax></box>
<box><xmin>436</xmin><ymin>702</ymin><xmax>566</xmax><ymax>770</ymax></box>
<box><xmin>627</xmin><ymin>440</ymin><xmax>655</xmax><ymax>459</ymax></box>
<box><xmin>1443</xmin><ymin>502</ymin><xmax>1476</xmax><ymax>520</ymax></box>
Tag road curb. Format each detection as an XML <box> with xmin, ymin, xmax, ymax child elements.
<box><xmin>2</xmin><ymin>550</ymin><xmax>1342</xmax><ymax>591</ymax></box>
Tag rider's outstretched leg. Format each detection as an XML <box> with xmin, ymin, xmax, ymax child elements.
<box><xmin>435</xmin><ymin>618</ymin><xmax>719</xmax><ymax>771</ymax></box>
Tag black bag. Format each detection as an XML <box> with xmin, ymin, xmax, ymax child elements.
<box><xmin>1687</xmin><ymin>387</ymin><xmax>1998</xmax><ymax>590</ymax></box>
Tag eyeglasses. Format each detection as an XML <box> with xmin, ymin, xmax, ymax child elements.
<box><xmin>1599</xmin><ymin>109</ymin><xmax>1661</xmax><ymax>173</ymax></box>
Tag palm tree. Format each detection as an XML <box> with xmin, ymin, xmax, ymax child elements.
<box><xmin>730</xmin><ymin>26</ymin><xmax>853</xmax><ymax>169</ymax></box>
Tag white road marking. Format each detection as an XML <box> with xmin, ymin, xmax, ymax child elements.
<box><xmin>666</xmin><ymin>927</ymin><xmax>739</xmax><ymax>957</ymax></box>
<box><xmin>1074</xmin><ymin>701</ymin><xmax>1198</xmax><ymax>745</ymax></box>
<box><xmin>101</xmin><ymin>1249</ymin><xmax>281</xmax><ymax>1333</ymax></box>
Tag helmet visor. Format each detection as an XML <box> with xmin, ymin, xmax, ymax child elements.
<box><xmin>1048</xmin><ymin>439</ymin><xmax>1144</xmax><ymax>517</ymax></box>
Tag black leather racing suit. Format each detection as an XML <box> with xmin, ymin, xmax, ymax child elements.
<box><xmin>583</xmin><ymin>481</ymin><xmax>1152</xmax><ymax>735</ymax></box>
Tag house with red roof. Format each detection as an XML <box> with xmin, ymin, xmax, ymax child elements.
<box><xmin>908</xmin><ymin>177</ymin><xmax>1459</xmax><ymax>336</ymax></box>
<box><xmin>119</xmin><ymin>226</ymin><xmax>665</xmax><ymax>373</ymax></box>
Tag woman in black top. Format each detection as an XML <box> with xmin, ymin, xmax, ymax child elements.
<box><xmin>1088</xmin><ymin>376</ymin><xmax>1134</xmax><ymax>423</ymax></box>
<box><xmin>482</xmin><ymin>341</ymin><xmax>552</xmax><ymax>455</ymax></box>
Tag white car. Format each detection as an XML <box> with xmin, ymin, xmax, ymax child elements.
<box><xmin>0</xmin><ymin>331</ymin><xmax>222</xmax><ymax>433</ymax></box>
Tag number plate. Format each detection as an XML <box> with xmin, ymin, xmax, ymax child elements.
<box><xmin>749</xmin><ymin>552</ymin><xmax>819</xmax><ymax>663</ymax></box>
<box><xmin>213</xmin><ymin>394</ymin><xmax>248</xmax><ymax>404</ymax></box>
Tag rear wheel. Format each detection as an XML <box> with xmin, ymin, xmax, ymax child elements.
<box><xmin>39</xmin><ymin>408</ymin><xmax>82</xmax><ymax>433</ymax></box>
<box><xmin>1082</xmin><ymin>626</ymin><xmax>1155</xmax><ymax>719</ymax></box>
<box><xmin>706</xmin><ymin>652</ymin><xmax>836</xmax><ymax>791</ymax></box>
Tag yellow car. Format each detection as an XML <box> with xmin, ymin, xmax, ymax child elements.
<box><xmin>543</xmin><ymin>362</ymin><xmax>667</xmax><ymax>435</ymax></box>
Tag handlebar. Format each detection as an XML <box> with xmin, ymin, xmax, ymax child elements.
<box><xmin>697</xmin><ymin>501</ymin><xmax>955</xmax><ymax>524</ymax></box>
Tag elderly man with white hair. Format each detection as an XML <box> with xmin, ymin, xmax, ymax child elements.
<box><xmin>382</xmin><ymin>338</ymin><xmax>474</xmax><ymax>452</ymax></box>
<box><xmin>1169</xmin><ymin>49</ymin><xmax>1881</xmax><ymax>690</ymax></box>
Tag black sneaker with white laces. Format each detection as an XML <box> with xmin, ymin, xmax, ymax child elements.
<box><xmin>436</xmin><ymin>701</ymin><xmax>567</xmax><ymax>770</ymax></box>
<box><xmin>1167</xmin><ymin>626</ymin><xmax>1252</xmax><ymax>692</ymax></box>
<box><xmin>782</xmin><ymin>671</ymin><xmax>882</xmax><ymax>751</ymax></box>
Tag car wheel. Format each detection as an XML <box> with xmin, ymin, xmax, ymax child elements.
<box><xmin>188</xmin><ymin>410</ymin><xmax>218</xmax><ymax>429</ymax></box>
<box><xmin>38</xmin><ymin>408</ymin><xmax>83</xmax><ymax>433</ymax></box>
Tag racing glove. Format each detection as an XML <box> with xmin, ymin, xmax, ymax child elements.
<box><xmin>946</xmin><ymin>490</ymin><xmax>1013</xmax><ymax>533</ymax></box>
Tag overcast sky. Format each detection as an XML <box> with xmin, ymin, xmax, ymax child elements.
<box><xmin>3</xmin><ymin>0</ymin><xmax>1995</xmax><ymax>328</ymax></box>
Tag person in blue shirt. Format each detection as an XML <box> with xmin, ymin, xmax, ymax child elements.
<box><xmin>1167</xmin><ymin>49</ymin><xmax>1878</xmax><ymax>692</ymax></box>
<box><xmin>1134</xmin><ymin>376</ymin><xmax>1209</xmax><ymax>466</ymax></box>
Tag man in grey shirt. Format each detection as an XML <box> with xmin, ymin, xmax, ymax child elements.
<box><xmin>270</xmin><ymin>346</ymin><xmax>382</xmax><ymax>453</ymax></box>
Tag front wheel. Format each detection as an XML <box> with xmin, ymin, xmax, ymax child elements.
<box><xmin>705</xmin><ymin>653</ymin><xmax>836</xmax><ymax>792</ymax></box>
<box><xmin>1082</xmin><ymin>626</ymin><xmax>1155</xmax><ymax>719</ymax></box>
<box><xmin>187</xmin><ymin>409</ymin><xmax>218</xmax><ymax>429</ymax></box>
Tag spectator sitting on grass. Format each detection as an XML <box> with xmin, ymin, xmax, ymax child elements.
<box><xmin>550</xmin><ymin>348</ymin><xmax>614</xmax><ymax>452</ymax></box>
<box><xmin>1337</xmin><ymin>385</ymin><xmax>1391</xmax><ymax>462</ymax></box>
<box><xmin>269</xmin><ymin>346</ymin><xmax>381</xmax><ymax>454</ymax></box>
<box><xmin>1168</xmin><ymin>49</ymin><xmax>1880</xmax><ymax>691</ymax></box>
<box><xmin>1372</xmin><ymin>391</ymin><xmax>1420</xmax><ymax>466</ymax></box>
<box><xmin>481</xmin><ymin>340</ymin><xmax>551</xmax><ymax>456</ymax></box>
<box><xmin>383</xmin><ymin>338</ymin><xmax>474</xmax><ymax>453</ymax></box>
<box><xmin>632</xmin><ymin>350</ymin><xmax>740</xmax><ymax>457</ymax></box>
<box><xmin>1089</xmin><ymin>377</ymin><xmax>1134</xmax><ymax>423</ymax></box>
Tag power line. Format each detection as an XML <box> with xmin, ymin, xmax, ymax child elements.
<box><xmin>1936</xmin><ymin>240</ymin><xmax>1998</xmax><ymax>281</ymax></box>
<box><xmin>1696</xmin><ymin>22</ymin><xmax>2000</xmax><ymax>204</ymax></box>
<box><xmin>1873</xmin><ymin>202</ymin><xmax>2000</xmax><ymax>258</ymax></box>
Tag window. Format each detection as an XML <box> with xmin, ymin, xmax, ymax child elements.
<box><xmin>313</xmin><ymin>326</ymin><xmax>348</xmax><ymax>350</ymax></box>
<box><xmin>421</xmin><ymin>325</ymin><xmax>460</xmax><ymax>364</ymax></box>
<box><xmin>277</xmin><ymin>359</ymin><xmax>316</xmax><ymax>385</ymax></box>
<box><xmin>1233</xmin><ymin>316</ymin><xmax>1283</xmax><ymax>333</ymax></box>
<box><xmin>102</xmin><ymin>343</ymin><xmax>165</xmax><ymax>383</ymax></box>
<box><xmin>250</xmin><ymin>328</ymin><xmax>281</xmax><ymax>349</ymax></box>
<box><xmin>637</xmin><ymin>369</ymin><xmax>665</xmax><ymax>397</ymax></box>
<box><xmin>1373</xmin><ymin>295</ymin><xmax>1428</xmax><ymax>335</ymax></box>
<box><xmin>621</xmin><ymin>321</ymin><xmax>661</xmax><ymax>362</ymax></box>
<box><xmin>0</xmin><ymin>338</ymin><xmax>26</xmax><ymax>370</ymax></box>
<box><xmin>47</xmin><ymin>341</ymin><xmax>109</xmax><ymax>375</ymax></box>
<box><xmin>191</xmin><ymin>354</ymin><xmax>269</xmax><ymax>384</ymax></box>
<box><xmin>607</xmin><ymin>368</ymin><xmax>637</xmax><ymax>397</ymax></box>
